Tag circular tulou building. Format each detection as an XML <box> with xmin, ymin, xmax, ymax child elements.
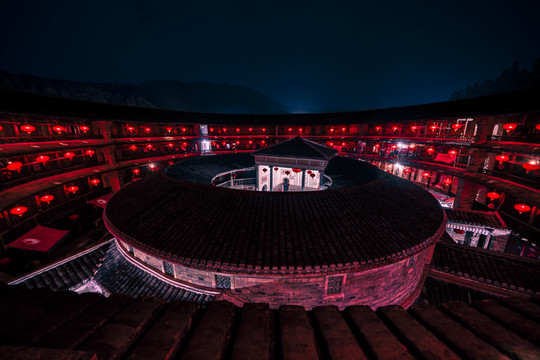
<box><xmin>104</xmin><ymin>137</ymin><xmax>446</xmax><ymax>310</ymax></box>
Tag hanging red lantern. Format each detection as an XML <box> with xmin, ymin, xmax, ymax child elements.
<box><xmin>0</xmin><ymin>125</ymin><xmax>3</xmax><ymax>132</ymax></box>
<box><xmin>522</xmin><ymin>162</ymin><xmax>539</xmax><ymax>173</ymax></box>
<box><xmin>183</xmin><ymin>142</ymin><xmax>188</xmax><ymax>146</ymax></box>
<box><xmin>127</xmin><ymin>126</ymin><xmax>135</xmax><ymax>133</ymax></box>
<box><xmin>144</xmin><ymin>127</ymin><xmax>151</xmax><ymax>133</ymax></box>
<box><xmin>448</xmin><ymin>150</ymin><xmax>457</xmax><ymax>156</ymax></box>
<box><xmin>90</xmin><ymin>178</ymin><xmax>100</xmax><ymax>186</ymax></box>
<box><xmin>495</xmin><ymin>154</ymin><xmax>509</xmax><ymax>164</ymax></box>
<box><xmin>146</xmin><ymin>144</ymin><xmax>153</xmax><ymax>149</ymax></box>
<box><xmin>133</xmin><ymin>169</ymin><xmax>140</xmax><ymax>175</ymax></box>
<box><xmin>285</xmin><ymin>170</ymin><xmax>290</xmax><ymax>175</ymax></box>
<box><xmin>410</xmin><ymin>125</ymin><xmax>418</xmax><ymax>131</ymax></box>
<box><xmin>80</xmin><ymin>125</ymin><xmax>90</xmax><ymax>133</ymax></box>
<box><xmin>262</xmin><ymin>168</ymin><xmax>267</xmax><ymax>172</ymax></box>
<box><xmin>166</xmin><ymin>127</ymin><xmax>172</xmax><ymax>133</ymax></box>
<box><xmin>236</xmin><ymin>128</ymin><xmax>240</xmax><ymax>133</ymax></box>
<box><xmin>85</xmin><ymin>149</ymin><xmax>95</xmax><ymax>157</ymax></box>
<box><xmin>503</xmin><ymin>123</ymin><xmax>517</xmax><ymax>132</ymax></box>
<box><xmin>168</xmin><ymin>143</ymin><xmax>174</xmax><ymax>148</ymax></box>
<box><xmin>536</xmin><ymin>124</ymin><xmax>540</xmax><ymax>131</ymax></box>
<box><xmin>209</xmin><ymin>128</ymin><xmax>214</xmax><ymax>132</ymax></box>
<box><xmin>342</xmin><ymin>127</ymin><xmax>347</xmax><ymax>132</ymax></box>
<box><xmin>222</xmin><ymin>128</ymin><xmax>227</xmax><ymax>132</ymax></box>
<box><xmin>181</xmin><ymin>128</ymin><xmax>186</xmax><ymax>133</ymax></box>
<box><xmin>430</xmin><ymin>125</ymin><xmax>438</xmax><ymax>131</ymax></box>
<box><xmin>330</xmin><ymin>128</ymin><xmax>335</xmax><ymax>133</ymax></box>
<box><xmin>443</xmin><ymin>178</ymin><xmax>452</xmax><ymax>185</ymax></box>
<box><xmin>64</xmin><ymin>152</ymin><xmax>75</xmax><ymax>160</ymax></box>
<box><xmin>249</xmin><ymin>140</ymin><xmax>253</xmax><ymax>145</ymax></box>
<box><xmin>129</xmin><ymin>145</ymin><xmax>137</xmax><ymax>151</ymax></box>
<box><xmin>375</xmin><ymin>126</ymin><xmax>381</xmax><ymax>131</ymax></box>
<box><xmin>10</xmin><ymin>206</ymin><xmax>27</xmax><ymax>217</ymax></box>
<box><xmin>274</xmin><ymin>167</ymin><xmax>279</xmax><ymax>171</ymax></box>
<box><xmin>391</xmin><ymin>145</ymin><xmax>397</xmax><ymax>149</ymax></box>
<box><xmin>21</xmin><ymin>125</ymin><xmax>36</xmax><ymax>134</ymax></box>
<box><xmin>52</xmin><ymin>125</ymin><xmax>65</xmax><ymax>133</ymax></box>
<box><xmin>403</xmin><ymin>168</ymin><xmax>412</xmax><ymax>174</ymax></box>
<box><xmin>514</xmin><ymin>204</ymin><xmax>531</xmax><ymax>214</ymax></box>
<box><xmin>310</xmin><ymin>173</ymin><xmax>316</xmax><ymax>178</ymax></box>
<box><xmin>249</xmin><ymin>128</ymin><xmax>253</xmax><ymax>132</ymax></box>
<box><xmin>422</xmin><ymin>172</ymin><xmax>431</xmax><ymax>178</ymax></box>
<box><xmin>288</xmin><ymin>127</ymin><xmax>292</xmax><ymax>133</ymax></box>
<box><xmin>67</xmin><ymin>186</ymin><xmax>78</xmax><ymax>193</ymax></box>
<box><xmin>392</xmin><ymin>126</ymin><xmax>399</xmax><ymax>132</ymax></box>
<box><xmin>262</xmin><ymin>128</ymin><xmax>266</xmax><ymax>132</ymax></box>
<box><xmin>292</xmin><ymin>168</ymin><xmax>302</xmax><ymax>173</ymax></box>
<box><xmin>40</xmin><ymin>195</ymin><xmax>54</xmax><ymax>204</ymax></box>
<box><xmin>307</xmin><ymin>170</ymin><xmax>312</xmax><ymax>174</ymax></box>
<box><xmin>261</xmin><ymin>140</ymin><xmax>265</xmax><ymax>144</ymax></box>
<box><xmin>409</xmin><ymin>144</ymin><xmax>416</xmax><ymax>149</ymax></box>
<box><xmin>36</xmin><ymin>155</ymin><xmax>49</xmax><ymax>164</ymax></box>
<box><xmin>451</xmin><ymin>124</ymin><xmax>462</xmax><ymax>130</ymax></box>
<box><xmin>7</xmin><ymin>162</ymin><xmax>22</xmax><ymax>172</ymax></box>
<box><xmin>426</xmin><ymin>147</ymin><xmax>435</xmax><ymax>154</ymax></box>
<box><xmin>486</xmin><ymin>192</ymin><xmax>500</xmax><ymax>201</ymax></box>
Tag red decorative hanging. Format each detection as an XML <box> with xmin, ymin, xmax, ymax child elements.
<box><xmin>392</xmin><ymin>126</ymin><xmax>399</xmax><ymax>132</ymax></box>
<box><xmin>262</xmin><ymin>128</ymin><xmax>266</xmax><ymax>132</ymax></box>
<box><xmin>285</xmin><ymin>170</ymin><xmax>290</xmax><ymax>175</ymax></box>
<box><xmin>536</xmin><ymin>124</ymin><xmax>540</xmax><ymax>131</ymax></box>
<box><xmin>181</xmin><ymin>128</ymin><xmax>186</xmax><ymax>133</ymax></box>
<box><xmin>129</xmin><ymin>145</ymin><xmax>137</xmax><ymax>151</ymax></box>
<box><xmin>0</xmin><ymin>125</ymin><xmax>3</xmax><ymax>132</ymax></box>
<box><xmin>448</xmin><ymin>150</ymin><xmax>457</xmax><ymax>156</ymax></box>
<box><xmin>52</xmin><ymin>125</ymin><xmax>65</xmax><ymax>133</ymax></box>
<box><xmin>80</xmin><ymin>125</ymin><xmax>90</xmax><ymax>133</ymax></box>
<box><xmin>391</xmin><ymin>145</ymin><xmax>397</xmax><ymax>149</ymax></box>
<box><xmin>410</xmin><ymin>125</ymin><xmax>418</xmax><ymax>131</ymax></box>
<box><xmin>342</xmin><ymin>127</ymin><xmax>347</xmax><ymax>132</ymax></box>
<box><xmin>40</xmin><ymin>195</ymin><xmax>54</xmax><ymax>204</ymax></box>
<box><xmin>288</xmin><ymin>127</ymin><xmax>292</xmax><ymax>133</ymax></box>
<box><xmin>144</xmin><ymin>127</ymin><xmax>151</xmax><ymax>133</ymax></box>
<box><xmin>85</xmin><ymin>149</ymin><xmax>95</xmax><ymax>156</ymax></box>
<box><xmin>495</xmin><ymin>154</ymin><xmax>509</xmax><ymax>164</ymax></box>
<box><xmin>146</xmin><ymin>144</ymin><xmax>153</xmax><ymax>149</ymax></box>
<box><xmin>443</xmin><ymin>178</ymin><xmax>452</xmax><ymax>185</ymax></box>
<box><xmin>422</xmin><ymin>172</ymin><xmax>431</xmax><ymax>178</ymax></box>
<box><xmin>249</xmin><ymin>128</ymin><xmax>253</xmax><ymax>132</ymax></box>
<box><xmin>127</xmin><ymin>126</ymin><xmax>135</xmax><ymax>132</ymax></box>
<box><xmin>375</xmin><ymin>126</ymin><xmax>381</xmax><ymax>131</ymax></box>
<box><xmin>522</xmin><ymin>162</ymin><xmax>539</xmax><ymax>173</ymax></box>
<box><xmin>430</xmin><ymin>125</ymin><xmax>438</xmax><ymax>131</ymax></box>
<box><xmin>21</xmin><ymin>125</ymin><xmax>36</xmax><ymax>134</ymax></box>
<box><xmin>222</xmin><ymin>128</ymin><xmax>227</xmax><ymax>132</ymax></box>
<box><xmin>10</xmin><ymin>206</ymin><xmax>27</xmax><ymax>216</ymax></box>
<box><xmin>426</xmin><ymin>147</ymin><xmax>435</xmax><ymax>154</ymax></box>
<box><xmin>67</xmin><ymin>186</ymin><xmax>78</xmax><ymax>193</ymax></box>
<box><xmin>451</xmin><ymin>123</ymin><xmax>463</xmax><ymax>130</ymax></box>
<box><xmin>292</xmin><ymin>168</ymin><xmax>302</xmax><ymax>173</ymax></box>
<box><xmin>330</xmin><ymin>128</ymin><xmax>335</xmax><ymax>133</ymax></box>
<box><xmin>7</xmin><ymin>162</ymin><xmax>22</xmax><ymax>172</ymax></box>
<box><xmin>236</xmin><ymin>128</ymin><xmax>240</xmax><ymax>133</ymax></box>
<box><xmin>166</xmin><ymin>127</ymin><xmax>172</xmax><ymax>132</ymax></box>
<box><xmin>133</xmin><ymin>169</ymin><xmax>140</xmax><ymax>175</ymax></box>
<box><xmin>274</xmin><ymin>167</ymin><xmax>279</xmax><ymax>171</ymax></box>
<box><xmin>64</xmin><ymin>152</ymin><xmax>75</xmax><ymax>160</ymax></box>
<box><xmin>307</xmin><ymin>170</ymin><xmax>312</xmax><ymax>174</ymax></box>
<box><xmin>183</xmin><ymin>142</ymin><xmax>188</xmax><ymax>146</ymax></box>
<box><xmin>262</xmin><ymin>168</ymin><xmax>267</xmax><ymax>172</ymax></box>
<box><xmin>310</xmin><ymin>173</ymin><xmax>316</xmax><ymax>178</ymax></box>
<box><xmin>514</xmin><ymin>204</ymin><xmax>531</xmax><ymax>214</ymax></box>
<box><xmin>36</xmin><ymin>155</ymin><xmax>49</xmax><ymax>164</ymax></box>
<box><xmin>168</xmin><ymin>143</ymin><xmax>174</xmax><ymax>147</ymax></box>
<box><xmin>486</xmin><ymin>192</ymin><xmax>500</xmax><ymax>201</ymax></box>
<box><xmin>409</xmin><ymin>144</ymin><xmax>416</xmax><ymax>149</ymax></box>
<box><xmin>90</xmin><ymin>179</ymin><xmax>100</xmax><ymax>186</ymax></box>
<box><xmin>503</xmin><ymin>123</ymin><xmax>517</xmax><ymax>132</ymax></box>
<box><xmin>403</xmin><ymin>168</ymin><xmax>412</xmax><ymax>174</ymax></box>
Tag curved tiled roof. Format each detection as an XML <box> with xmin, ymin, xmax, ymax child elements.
<box><xmin>253</xmin><ymin>136</ymin><xmax>339</xmax><ymax>160</ymax></box>
<box><xmin>105</xmin><ymin>155</ymin><xmax>446</xmax><ymax>274</ymax></box>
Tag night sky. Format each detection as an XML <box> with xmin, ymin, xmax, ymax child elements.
<box><xmin>1</xmin><ymin>0</ymin><xmax>539</xmax><ymax>112</ymax></box>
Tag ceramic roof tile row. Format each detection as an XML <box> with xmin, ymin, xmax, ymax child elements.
<box><xmin>445</xmin><ymin>209</ymin><xmax>505</xmax><ymax>228</ymax></box>
<box><xmin>93</xmin><ymin>242</ymin><xmax>214</xmax><ymax>304</ymax></box>
<box><xmin>105</xmin><ymin>156</ymin><xmax>446</xmax><ymax>273</ymax></box>
<box><xmin>1</xmin><ymin>285</ymin><xmax>540</xmax><ymax>359</ymax></box>
<box><xmin>430</xmin><ymin>240</ymin><xmax>540</xmax><ymax>294</ymax></box>
<box><xmin>252</xmin><ymin>136</ymin><xmax>339</xmax><ymax>159</ymax></box>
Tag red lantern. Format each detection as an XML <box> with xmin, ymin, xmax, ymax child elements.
<box><xmin>166</xmin><ymin>127</ymin><xmax>172</xmax><ymax>132</ymax></box>
<box><xmin>443</xmin><ymin>178</ymin><xmax>452</xmax><ymax>185</ymax></box>
<box><xmin>146</xmin><ymin>144</ymin><xmax>153</xmax><ymax>149</ymax></box>
<box><xmin>223</xmin><ymin>128</ymin><xmax>227</xmax><ymax>132</ymax></box>
<box><xmin>21</xmin><ymin>125</ymin><xmax>36</xmax><ymax>134</ymax></box>
<box><xmin>262</xmin><ymin>168</ymin><xmax>267</xmax><ymax>172</ymax></box>
<box><xmin>299</xmin><ymin>128</ymin><xmax>303</xmax><ymax>133</ymax></box>
<box><xmin>285</xmin><ymin>171</ymin><xmax>290</xmax><ymax>175</ymax></box>
<box><xmin>274</xmin><ymin>167</ymin><xmax>279</xmax><ymax>171</ymax></box>
<box><xmin>448</xmin><ymin>150</ymin><xmax>457</xmax><ymax>156</ymax></box>
<box><xmin>392</xmin><ymin>126</ymin><xmax>399</xmax><ymax>132</ymax></box>
<box><xmin>209</xmin><ymin>128</ymin><xmax>214</xmax><ymax>132</ymax></box>
<box><xmin>85</xmin><ymin>149</ymin><xmax>95</xmax><ymax>157</ymax></box>
<box><xmin>330</xmin><ymin>128</ymin><xmax>335</xmax><ymax>133</ymax></box>
<box><xmin>64</xmin><ymin>152</ymin><xmax>75</xmax><ymax>160</ymax></box>
<box><xmin>410</xmin><ymin>125</ymin><xmax>418</xmax><ymax>131</ymax></box>
<box><xmin>10</xmin><ymin>206</ymin><xmax>27</xmax><ymax>217</ymax></box>
<box><xmin>536</xmin><ymin>124</ymin><xmax>540</xmax><ymax>131</ymax></box>
<box><xmin>261</xmin><ymin>140</ymin><xmax>265</xmax><ymax>144</ymax></box>
<box><xmin>426</xmin><ymin>147</ymin><xmax>435</xmax><ymax>154</ymax></box>
<box><xmin>375</xmin><ymin>126</ymin><xmax>381</xmax><ymax>132</ymax></box>
<box><xmin>403</xmin><ymin>168</ymin><xmax>412</xmax><ymax>174</ymax></box>
<box><xmin>430</xmin><ymin>125</ymin><xmax>438</xmax><ymax>131</ymax></box>
<box><xmin>80</xmin><ymin>125</ymin><xmax>90</xmax><ymax>133</ymax></box>
<box><xmin>40</xmin><ymin>195</ymin><xmax>54</xmax><ymax>204</ymax></box>
<box><xmin>127</xmin><ymin>126</ymin><xmax>135</xmax><ymax>133</ymax></box>
<box><xmin>183</xmin><ymin>142</ymin><xmax>188</xmax><ymax>146</ymax></box>
<box><xmin>90</xmin><ymin>178</ymin><xmax>100</xmax><ymax>186</ymax></box>
<box><xmin>288</xmin><ymin>128</ymin><xmax>292</xmax><ymax>133</ymax></box>
<box><xmin>0</xmin><ymin>125</ymin><xmax>3</xmax><ymax>132</ymax></box>
<box><xmin>129</xmin><ymin>145</ymin><xmax>137</xmax><ymax>151</ymax></box>
<box><xmin>514</xmin><ymin>204</ymin><xmax>531</xmax><ymax>214</ymax></box>
<box><xmin>7</xmin><ymin>162</ymin><xmax>22</xmax><ymax>172</ymax></box>
<box><xmin>310</xmin><ymin>173</ymin><xmax>316</xmax><ymax>178</ymax></box>
<box><xmin>249</xmin><ymin>140</ymin><xmax>253</xmax><ymax>145</ymax></box>
<box><xmin>391</xmin><ymin>145</ymin><xmax>397</xmax><ymax>150</ymax></box>
<box><xmin>522</xmin><ymin>162</ymin><xmax>539</xmax><ymax>173</ymax></box>
<box><xmin>36</xmin><ymin>155</ymin><xmax>49</xmax><ymax>164</ymax></box>
<box><xmin>133</xmin><ymin>169</ymin><xmax>140</xmax><ymax>175</ymax></box>
<box><xmin>249</xmin><ymin>128</ymin><xmax>253</xmax><ymax>132</ymax></box>
<box><xmin>422</xmin><ymin>172</ymin><xmax>431</xmax><ymax>178</ymax></box>
<box><xmin>52</xmin><ymin>125</ymin><xmax>65</xmax><ymax>133</ymax></box>
<box><xmin>486</xmin><ymin>192</ymin><xmax>500</xmax><ymax>201</ymax></box>
<box><xmin>503</xmin><ymin>123</ymin><xmax>517</xmax><ymax>132</ymax></box>
<box><xmin>181</xmin><ymin>128</ymin><xmax>186</xmax><ymax>133</ymax></box>
<box><xmin>292</xmin><ymin>168</ymin><xmax>302</xmax><ymax>173</ymax></box>
<box><xmin>144</xmin><ymin>127</ymin><xmax>151</xmax><ymax>133</ymax></box>
<box><xmin>307</xmin><ymin>170</ymin><xmax>312</xmax><ymax>174</ymax></box>
<box><xmin>495</xmin><ymin>154</ymin><xmax>509</xmax><ymax>164</ymax></box>
<box><xmin>168</xmin><ymin>143</ymin><xmax>174</xmax><ymax>148</ymax></box>
<box><xmin>68</xmin><ymin>186</ymin><xmax>78</xmax><ymax>193</ymax></box>
<box><xmin>236</xmin><ymin>128</ymin><xmax>240</xmax><ymax>133</ymax></box>
<box><xmin>409</xmin><ymin>144</ymin><xmax>416</xmax><ymax>149</ymax></box>
<box><xmin>262</xmin><ymin>128</ymin><xmax>266</xmax><ymax>132</ymax></box>
<box><xmin>451</xmin><ymin>123</ymin><xmax>462</xmax><ymax>130</ymax></box>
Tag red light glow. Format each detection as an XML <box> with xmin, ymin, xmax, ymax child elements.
<box><xmin>64</xmin><ymin>152</ymin><xmax>75</xmax><ymax>160</ymax></box>
<box><xmin>451</xmin><ymin>123</ymin><xmax>463</xmax><ymax>130</ymax></box>
<box><xmin>7</xmin><ymin>162</ymin><xmax>22</xmax><ymax>172</ymax></box>
<box><xmin>52</xmin><ymin>125</ymin><xmax>65</xmax><ymax>133</ymax></box>
<box><xmin>85</xmin><ymin>149</ymin><xmax>95</xmax><ymax>156</ymax></box>
<box><xmin>80</xmin><ymin>125</ymin><xmax>90</xmax><ymax>132</ymax></box>
<box><xmin>21</xmin><ymin>125</ymin><xmax>36</xmax><ymax>134</ymax></box>
<box><xmin>486</xmin><ymin>192</ymin><xmax>500</xmax><ymax>201</ymax></box>
<box><xmin>10</xmin><ymin>206</ymin><xmax>27</xmax><ymax>216</ymax></box>
<box><xmin>127</xmin><ymin>126</ymin><xmax>135</xmax><ymax>132</ymax></box>
<box><xmin>40</xmin><ymin>195</ymin><xmax>54</xmax><ymax>203</ymax></box>
<box><xmin>130</xmin><ymin>145</ymin><xmax>137</xmax><ymax>151</ymax></box>
<box><xmin>426</xmin><ymin>147</ymin><xmax>435</xmax><ymax>154</ymax></box>
<box><xmin>503</xmin><ymin>123</ymin><xmax>517</xmax><ymax>131</ymax></box>
<box><xmin>410</xmin><ymin>125</ymin><xmax>418</xmax><ymax>131</ymax></box>
<box><xmin>514</xmin><ymin>204</ymin><xmax>531</xmax><ymax>214</ymax></box>
<box><xmin>67</xmin><ymin>186</ymin><xmax>78</xmax><ymax>193</ymax></box>
<box><xmin>144</xmin><ymin>127</ymin><xmax>151</xmax><ymax>133</ymax></box>
<box><xmin>36</xmin><ymin>155</ymin><xmax>49</xmax><ymax>164</ymax></box>
<box><xmin>90</xmin><ymin>179</ymin><xmax>100</xmax><ymax>185</ymax></box>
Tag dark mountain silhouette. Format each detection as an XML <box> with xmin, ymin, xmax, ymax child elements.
<box><xmin>0</xmin><ymin>70</ymin><xmax>288</xmax><ymax>114</ymax></box>
<box><xmin>450</xmin><ymin>58</ymin><xmax>540</xmax><ymax>100</ymax></box>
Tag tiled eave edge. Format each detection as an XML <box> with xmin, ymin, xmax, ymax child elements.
<box><xmin>424</xmin><ymin>267</ymin><xmax>538</xmax><ymax>298</ymax></box>
<box><xmin>104</xmin><ymin>208</ymin><xmax>447</xmax><ymax>277</ymax></box>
